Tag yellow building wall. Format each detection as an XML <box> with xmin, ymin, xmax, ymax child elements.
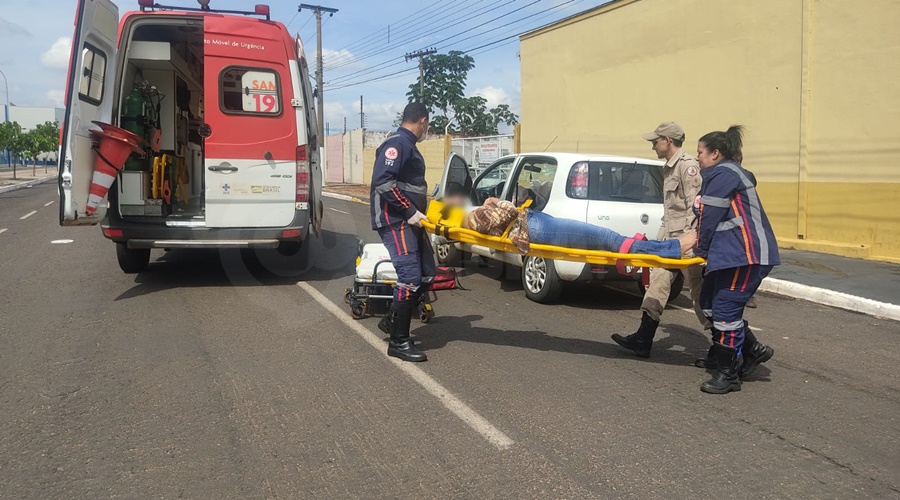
<box><xmin>803</xmin><ymin>0</ymin><xmax>900</xmax><ymax>261</ymax></box>
<box><xmin>520</xmin><ymin>0</ymin><xmax>900</xmax><ymax>261</ymax></box>
<box><xmin>362</xmin><ymin>138</ymin><xmax>447</xmax><ymax>191</ymax></box>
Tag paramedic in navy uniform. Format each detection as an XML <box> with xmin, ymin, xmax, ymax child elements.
<box><xmin>370</xmin><ymin>103</ymin><xmax>434</xmax><ymax>362</ymax></box>
<box><xmin>693</xmin><ymin>125</ymin><xmax>779</xmax><ymax>394</ymax></box>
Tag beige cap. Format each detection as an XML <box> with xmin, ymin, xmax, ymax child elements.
<box><xmin>642</xmin><ymin>122</ymin><xmax>685</xmax><ymax>142</ymax></box>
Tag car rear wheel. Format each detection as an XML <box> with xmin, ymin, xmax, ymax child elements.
<box><xmin>116</xmin><ymin>243</ymin><xmax>150</xmax><ymax>274</ymax></box>
<box><xmin>522</xmin><ymin>256</ymin><xmax>563</xmax><ymax>303</ymax></box>
<box><xmin>433</xmin><ymin>236</ymin><xmax>459</xmax><ymax>266</ymax></box>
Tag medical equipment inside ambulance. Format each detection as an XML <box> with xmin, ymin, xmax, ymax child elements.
<box><xmin>116</xmin><ymin>26</ymin><xmax>205</xmax><ymax>220</ymax></box>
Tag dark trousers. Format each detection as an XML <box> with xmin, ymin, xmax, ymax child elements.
<box><xmin>377</xmin><ymin>221</ymin><xmax>436</xmax><ymax>302</ymax></box>
<box><xmin>700</xmin><ymin>265</ymin><xmax>772</xmax><ymax>351</ymax></box>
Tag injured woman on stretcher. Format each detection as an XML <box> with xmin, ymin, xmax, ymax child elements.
<box><xmin>442</xmin><ymin>194</ymin><xmax>696</xmax><ymax>259</ymax></box>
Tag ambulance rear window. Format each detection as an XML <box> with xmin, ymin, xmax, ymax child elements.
<box><xmin>220</xmin><ymin>67</ymin><xmax>282</xmax><ymax>116</ymax></box>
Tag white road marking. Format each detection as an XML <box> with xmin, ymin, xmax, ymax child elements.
<box><xmin>297</xmin><ymin>282</ymin><xmax>515</xmax><ymax>451</ymax></box>
<box><xmin>0</xmin><ymin>228</ymin><xmax>7</xmax><ymax>235</ymax></box>
<box><xmin>51</xmin><ymin>239</ymin><xmax>74</xmax><ymax>244</ymax></box>
<box><xmin>20</xmin><ymin>210</ymin><xmax>37</xmax><ymax>220</ymax></box>
<box><xmin>327</xmin><ymin>207</ymin><xmax>350</xmax><ymax>214</ymax></box>
<box><xmin>44</xmin><ymin>201</ymin><xmax>55</xmax><ymax>207</ymax></box>
<box><xmin>606</xmin><ymin>285</ymin><xmax>764</xmax><ymax>331</ymax></box>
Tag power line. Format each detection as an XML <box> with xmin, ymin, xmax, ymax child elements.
<box><xmin>332</xmin><ymin>0</ymin><xmax>445</xmax><ymax>54</ymax></box>
<box><xmin>285</xmin><ymin>10</ymin><xmax>301</xmax><ymax>30</ymax></box>
<box><xmin>296</xmin><ymin>12</ymin><xmax>315</xmax><ymax>33</ymax></box>
<box><xmin>326</xmin><ymin>0</ymin><xmax>544</xmax><ymax>85</ymax></box>
<box><xmin>325</xmin><ymin>0</ymin><xmax>493</xmax><ymax>71</ymax></box>
<box><xmin>324</xmin><ymin>0</ymin><xmax>583</xmax><ymax>92</ymax></box>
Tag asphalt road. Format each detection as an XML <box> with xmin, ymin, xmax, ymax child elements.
<box><xmin>1</xmin><ymin>183</ymin><xmax>898</xmax><ymax>499</ymax></box>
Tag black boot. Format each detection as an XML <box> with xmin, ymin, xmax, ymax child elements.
<box><xmin>387</xmin><ymin>301</ymin><xmax>427</xmax><ymax>362</ymax></box>
<box><xmin>611</xmin><ymin>312</ymin><xmax>659</xmax><ymax>358</ymax></box>
<box><xmin>694</xmin><ymin>343</ymin><xmax>717</xmax><ymax>369</ymax></box>
<box><xmin>377</xmin><ymin>312</ymin><xmax>393</xmax><ymax>336</ymax></box>
<box><xmin>740</xmin><ymin>323</ymin><xmax>774</xmax><ymax>378</ymax></box>
<box><xmin>700</xmin><ymin>344</ymin><xmax>742</xmax><ymax>394</ymax></box>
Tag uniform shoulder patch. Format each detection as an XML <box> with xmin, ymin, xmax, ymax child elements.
<box><xmin>385</xmin><ymin>147</ymin><xmax>399</xmax><ymax>160</ymax></box>
<box><xmin>687</xmin><ymin>165</ymin><xmax>699</xmax><ymax>177</ymax></box>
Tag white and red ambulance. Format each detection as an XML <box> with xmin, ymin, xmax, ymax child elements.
<box><xmin>58</xmin><ymin>0</ymin><xmax>323</xmax><ymax>273</ymax></box>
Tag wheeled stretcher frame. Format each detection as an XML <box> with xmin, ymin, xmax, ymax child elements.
<box><xmin>344</xmin><ymin>243</ymin><xmax>435</xmax><ymax>323</ymax></box>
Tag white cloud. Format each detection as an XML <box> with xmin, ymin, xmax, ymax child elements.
<box><xmin>41</xmin><ymin>37</ymin><xmax>71</xmax><ymax>70</ymax></box>
<box><xmin>323</xmin><ymin>48</ymin><xmax>362</xmax><ymax>70</ymax></box>
<box><xmin>472</xmin><ymin>86</ymin><xmax>512</xmax><ymax>109</ymax></box>
<box><xmin>46</xmin><ymin>90</ymin><xmax>65</xmax><ymax>107</ymax></box>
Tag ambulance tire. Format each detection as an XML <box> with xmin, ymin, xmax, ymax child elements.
<box><xmin>636</xmin><ymin>269</ymin><xmax>685</xmax><ymax>304</ymax></box>
<box><xmin>522</xmin><ymin>256</ymin><xmax>563</xmax><ymax>303</ymax></box>
<box><xmin>116</xmin><ymin>243</ymin><xmax>150</xmax><ymax>274</ymax></box>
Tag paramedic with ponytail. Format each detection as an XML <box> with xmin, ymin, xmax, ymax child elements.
<box><xmin>370</xmin><ymin>103</ymin><xmax>433</xmax><ymax>362</ymax></box>
<box><xmin>694</xmin><ymin>125</ymin><xmax>779</xmax><ymax>394</ymax></box>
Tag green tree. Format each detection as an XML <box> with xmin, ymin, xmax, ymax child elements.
<box><xmin>0</xmin><ymin>121</ymin><xmax>24</xmax><ymax>179</ymax></box>
<box><xmin>30</xmin><ymin>121</ymin><xmax>60</xmax><ymax>174</ymax></box>
<box><xmin>403</xmin><ymin>51</ymin><xmax>519</xmax><ymax>136</ymax></box>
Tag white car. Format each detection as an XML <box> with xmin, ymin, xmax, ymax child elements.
<box><xmin>432</xmin><ymin>152</ymin><xmax>683</xmax><ymax>303</ymax></box>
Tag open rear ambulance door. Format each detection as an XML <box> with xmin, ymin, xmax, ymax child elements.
<box><xmin>58</xmin><ymin>0</ymin><xmax>119</xmax><ymax>225</ymax></box>
<box><xmin>295</xmin><ymin>35</ymin><xmax>321</xmax><ymax>236</ymax></box>
<box><xmin>203</xmin><ymin>16</ymin><xmax>297</xmax><ymax>229</ymax></box>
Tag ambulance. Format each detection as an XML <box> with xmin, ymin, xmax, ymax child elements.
<box><xmin>58</xmin><ymin>0</ymin><xmax>323</xmax><ymax>273</ymax></box>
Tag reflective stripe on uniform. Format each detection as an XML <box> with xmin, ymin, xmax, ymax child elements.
<box><xmin>713</xmin><ymin>319</ymin><xmax>745</xmax><ymax>331</ymax></box>
<box><xmin>716</xmin><ymin>216</ymin><xmax>745</xmax><ymax>231</ymax></box>
<box><xmin>397</xmin><ymin>181</ymin><xmax>428</xmax><ymax>195</ymax></box>
<box><xmin>700</xmin><ymin>195</ymin><xmax>731</xmax><ymax>208</ymax></box>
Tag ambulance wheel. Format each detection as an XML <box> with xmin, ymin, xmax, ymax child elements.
<box><xmin>637</xmin><ymin>269</ymin><xmax>685</xmax><ymax>303</ymax></box>
<box><xmin>522</xmin><ymin>256</ymin><xmax>562</xmax><ymax>304</ymax></box>
<box><xmin>116</xmin><ymin>243</ymin><xmax>150</xmax><ymax>274</ymax></box>
<box><xmin>276</xmin><ymin>240</ymin><xmax>310</xmax><ymax>267</ymax></box>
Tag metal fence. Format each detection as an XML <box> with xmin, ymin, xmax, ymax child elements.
<box><xmin>450</xmin><ymin>134</ymin><xmax>514</xmax><ymax>178</ymax></box>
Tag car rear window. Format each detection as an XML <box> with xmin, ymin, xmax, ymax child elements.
<box><xmin>585</xmin><ymin>162</ymin><xmax>663</xmax><ymax>204</ymax></box>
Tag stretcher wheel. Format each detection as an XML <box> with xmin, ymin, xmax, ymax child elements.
<box><xmin>418</xmin><ymin>303</ymin><xmax>434</xmax><ymax>323</ymax></box>
<box><xmin>350</xmin><ymin>301</ymin><xmax>366</xmax><ymax>319</ymax></box>
<box><xmin>343</xmin><ymin>288</ymin><xmax>352</xmax><ymax>304</ymax></box>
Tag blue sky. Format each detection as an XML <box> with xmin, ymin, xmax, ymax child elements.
<box><xmin>0</xmin><ymin>0</ymin><xmax>608</xmax><ymax>131</ymax></box>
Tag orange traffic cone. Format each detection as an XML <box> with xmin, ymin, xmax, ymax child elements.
<box><xmin>85</xmin><ymin>127</ymin><xmax>142</xmax><ymax>216</ymax></box>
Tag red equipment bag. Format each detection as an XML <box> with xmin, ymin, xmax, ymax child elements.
<box><xmin>430</xmin><ymin>266</ymin><xmax>463</xmax><ymax>291</ymax></box>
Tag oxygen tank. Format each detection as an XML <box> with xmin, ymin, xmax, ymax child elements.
<box><xmin>121</xmin><ymin>89</ymin><xmax>147</xmax><ymax>171</ymax></box>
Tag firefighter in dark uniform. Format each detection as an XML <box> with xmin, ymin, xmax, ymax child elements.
<box><xmin>370</xmin><ymin>103</ymin><xmax>433</xmax><ymax>362</ymax></box>
<box><xmin>694</xmin><ymin>125</ymin><xmax>779</xmax><ymax>394</ymax></box>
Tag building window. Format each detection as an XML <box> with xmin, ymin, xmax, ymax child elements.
<box><xmin>220</xmin><ymin>67</ymin><xmax>282</xmax><ymax>116</ymax></box>
<box><xmin>78</xmin><ymin>43</ymin><xmax>106</xmax><ymax>105</ymax></box>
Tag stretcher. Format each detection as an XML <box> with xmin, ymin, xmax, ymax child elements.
<box><xmin>344</xmin><ymin>243</ymin><xmax>435</xmax><ymax>322</ymax></box>
<box><xmin>423</xmin><ymin>200</ymin><xmax>705</xmax><ymax>270</ymax></box>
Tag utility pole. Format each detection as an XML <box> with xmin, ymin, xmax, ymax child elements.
<box><xmin>299</xmin><ymin>4</ymin><xmax>338</xmax><ymax>146</ymax></box>
<box><xmin>343</xmin><ymin>117</ymin><xmax>346</xmax><ymax>134</ymax></box>
<box><xmin>405</xmin><ymin>48</ymin><xmax>436</xmax><ymax>99</ymax></box>
<box><xmin>359</xmin><ymin>95</ymin><xmax>364</xmax><ymax>129</ymax></box>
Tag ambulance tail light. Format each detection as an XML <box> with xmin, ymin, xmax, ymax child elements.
<box><xmin>296</xmin><ymin>145</ymin><xmax>309</xmax><ymax>203</ymax></box>
<box><xmin>567</xmin><ymin>161</ymin><xmax>589</xmax><ymax>199</ymax></box>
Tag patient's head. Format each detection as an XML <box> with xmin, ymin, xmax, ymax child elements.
<box><xmin>442</xmin><ymin>193</ymin><xmax>468</xmax><ymax>208</ymax></box>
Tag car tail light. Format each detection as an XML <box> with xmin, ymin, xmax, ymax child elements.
<box><xmin>282</xmin><ymin>229</ymin><xmax>301</xmax><ymax>238</ymax></box>
<box><xmin>567</xmin><ymin>161</ymin><xmax>589</xmax><ymax>199</ymax></box>
<box><xmin>103</xmin><ymin>228</ymin><xmax>124</xmax><ymax>238</ymax></box>
<box><xmin>296</xmin><ymin>145</ymin><xmax>309</xmax><ymax>203</ymax></box>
